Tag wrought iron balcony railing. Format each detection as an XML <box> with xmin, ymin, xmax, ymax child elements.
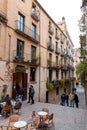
<box><xmin>60</xmin><ymin>37</ymin><xmax>64</xmax><ymax>43</ymax></box>
<box><xmin>15</xmin><ymin>20</ymin><xmax>40</xmax><ymax>43</ymax></box>
<box><xmin>55</xmin><ymin>47</ymin><xmax>61</xmax><ymax>54</ymax></box>
<box><xmin>31</xmin><ymin>10</ymin><xmax>40</xmax><ymax>22</ymax></box>
<box><xmin>55</xmin><ymin>33</ymin><xmax>59</xmax><ymax>40</ymax></box>
<box><xmin>47</xmin><ymin>42</ymin><xmax>54</xmax><ymax>51</ymax></box>
<box><xmin>13</xmin><ymin>50</ymin><xmax>39</xmax><ymax>66</ymax></box>
<box><xmin>48</xmin><ymin>25</ymin><xmax>54</xmax><ymax>35</ymax></box>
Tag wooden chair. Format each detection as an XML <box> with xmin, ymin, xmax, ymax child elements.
<box><xmin>42</xmin><ymin>108</ymin><xmax>49</xmax><ymax>115</ymax></box>
<box><xmin>13</xmin><ymin>102</ymin><xmax>22</xmax><ymax>114</ymax></box>
<box><xmin>8</xmin><ymin>114</ymin><xmax>19</xmax><ymax>130</ymax></box>
<box><xmin>44</xmin><ymin>113</ymin><xmax>55</xmax><ymax>130</ymax></box>
<box><xmin>42</xmin><ymin>108</ymin><xmax>49</xmax><ymax>121</ymax></box>
<box><xmin>0</xmin><ymin>125</ymin><xmax>19</xmax><ymax>130</ymax></box>
<box><xmin>27</xmin><ymin>116</ymin><xmax>40</xmax><ymax>129</ymax></box>
<box><xmin>31</xmin><ymin>110</ymin><xmax>36</xmax><ymax>119</ymax></box>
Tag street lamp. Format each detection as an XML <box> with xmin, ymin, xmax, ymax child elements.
<box><xmin>79</xmin><ymin>55</ymin><xmax>85</xmax><ymax>62</ymax></box>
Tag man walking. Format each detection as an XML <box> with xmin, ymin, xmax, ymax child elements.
<box><xmin>30</xmin><ymin>85</ymin><xmax>35</xmax><ymax>104</ymax></box>
<box><xmin>27</xmin><ymin>85</ymin><xmax>31</xmax><ymax>103</ymax></box>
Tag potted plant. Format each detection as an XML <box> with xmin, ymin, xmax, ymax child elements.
<box><xmin>46</xmin><ymin>82</ymin><xmax>54</xmax><ymax>91</ymax></box>
<box><xmin>47</xmin><ymin>58</ymin><xmax>52</xmax><ymax>66</ymax></box>
<box><xmin>31</xmin><ymin>56</ymin><xmax>38</xmax><ymax>63</ymax></box>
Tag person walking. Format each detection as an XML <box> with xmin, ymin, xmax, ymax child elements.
<box><xmin>60</xmin><ymin>88</ymin><xmax>69</xmax><ymax>106</ymax></box>
<box><xmin>30</xmin><ymin>85</ymin><xmax>35</xmax><ymax>104</ymax></box>
<box><xmin>18</xmin><ymin>87</ymin><xmax>24</xmax><ymax>102</ymax></box>
<box><xmin>69</xmin><ymin>90</ymin><xmax>75</xmax><ymax>107</ymax></box>
<box><xmin>74</xmin><ymin>92</ymin><xmax>79</xmax><ymax>108</ymax></box>
<box><xmin>27</xmin><ymin>86</ymin><xmax>31</xmax><ymax>103</ymax></box>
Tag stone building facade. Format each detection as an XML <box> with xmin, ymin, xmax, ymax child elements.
<box><xmin>0</xmin><ymin>0</ymin><xmax>74</xmax><ymax>103</ymax></box>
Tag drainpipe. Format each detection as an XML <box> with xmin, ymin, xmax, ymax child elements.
<box><xmin>38</xmin><ymin>11</ymin><xmax>41</xmax><ymax>102</ymax></box>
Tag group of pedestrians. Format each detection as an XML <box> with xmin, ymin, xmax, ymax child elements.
<box><xmin>60</xmin><ymin>87</ymin><xmax>79</xmax><ymax>108</ymax></box>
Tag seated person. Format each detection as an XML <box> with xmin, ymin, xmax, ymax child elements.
<box><xmin>2</xmin><ymin>101</ymin><xmax>13</xmax><ymax>117</ymax></box>
<box><xmin>4</xmin><ymin>94</ymin><xmax>11</xmax><ymax>102</ymax></box>
<box><xmin>14</xmin><ymin>101</ymin><xmax>22</xmax><ymax>110</ymax></box>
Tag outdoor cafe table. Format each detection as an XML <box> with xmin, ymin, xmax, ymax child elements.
<box><xmin>14</xmin><ymin>120</ymin><xmax>27</xmax><ymax>130</ymax></box>
<box><xmin>38</xmin><ymin>111</ymin><xmax>47</xmax><ymax>128</ymax></box>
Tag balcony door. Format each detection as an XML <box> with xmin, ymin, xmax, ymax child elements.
<box><xmin>16</xmin><ymin>39</ymin><xmax>24</xmax><ymax>60</ymax></box>
<box><xmin>18</xmin><ymin>13</ymin><xmax>25</xmax><ymax>32</ymax></box>
<box><xmin>32</xmin><ymin>23</ymin><xmax>36</xmax><ymax>39</ymax></box>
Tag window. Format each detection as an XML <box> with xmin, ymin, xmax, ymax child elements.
<box><xmin>32</xmin><ymin>23</ymin><xmax>36</xmax><ymax>39</ymax></box>
<box><xmin>18</xmin><ymin>13</ymin><xmax>25</xmax><ymax>32</ymax></box>
<box><xmin>31</xmin><ymin>46</ymin><xmax>36</xmax><ymax>58</ymax></box>
<box><xmin>48</xmin><ymin>36</ymin><xmax>52</xmax><ymax>44</ymax></box>
<box><xmin>30</xmin><ymin>67</ymin><xmax>36</xmax><ymax>81</ymax></box>
<box><xmin>16</xmin><ymin>39</ymin><xmax>24</xmax><ymax>60</ymax></box>
<box><xmin>55</xmin><ymin>28</ymin><xmax>57</xmax><ymax>35</ymax></box>
<box><xmin>56</xmin><ymin>56</ymin><xmax>58</xmax><ymax>64</ymax></box>
<box><xmin>49</xmin><ymin>70</ymin><xmax>52</xmax><ymax>82</ymax></box>
<box><xmin>56</xmin><ymin>42</ymin><xmax>58</xmax><ymax>50</ymax></box>
<box><xmin>32</xmin><ymin>5</ymin><xmax>36</xmax><ymax>13</ymax></box>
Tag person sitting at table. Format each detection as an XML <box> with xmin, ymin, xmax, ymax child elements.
<box><xmin>2</xmin><ymin>100</ymin><xmax>13</xmax><ymax>117</ymax></box>
<box><xmin>4</xmin><ymin>94</ymin><xmax>11</xmax><ymax>103</ymax></box>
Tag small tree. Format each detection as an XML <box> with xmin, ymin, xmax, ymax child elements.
<box><xmin>76</xmin><ymin>57</ymin><xmax>87</xmax><ymax>86</ymax></box>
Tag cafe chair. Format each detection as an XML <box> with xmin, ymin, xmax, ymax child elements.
<box><xmin>0</xmin><ymin>125</ymin><xmax>19</xmax><ymax>130</ymax></box>
<box><xmin>42</xmin><ymin>108</ymin><xmax>49</xmax><ymax>121</ymax></box>
<box><xmin>27</xmin><ymin>116</ymin><xmax>40</xmax><ymax>129</ymax></box>
<box><xmin>42</xmin><ymin>108</ymin><xmax>49</xmax><ymax>115</ymax></box>
<box><xmin>31</xmin><ymin>110</ymin><xmax>36</xmax><ymax>119</ymax></box>
<box><xmin>8</xmin><ymin>114</ymin><xmax>19</xmax><ymax>129</ymax></box>
<box><xmin>43</xmin><ymin>113</ymin><xmax>55</xmax><ymax>130</ymax></box>
<box><xmin>13</xmin><ymin>102</ymin><xmax>22</xmax><ymax>114</ymax></box>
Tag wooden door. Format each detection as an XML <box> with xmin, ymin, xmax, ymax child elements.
<box><xmin>22</xmin><ymin>73</ymin><xmax>28</xmax><ymax>100</ymax></box>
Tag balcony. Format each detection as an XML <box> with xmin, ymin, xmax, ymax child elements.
<box><xmin>15</xmin><ymin>20</ymin><xmax>40</xmax><ymax>43</ymax></box>
<box><xmin>60</xmin><ymin>37</ymin><xmax>64</xmax><ymax>44</ymax></box>
<box><xmin>61</xmin><ymin>50</ymin><xmax>65</xmax><ymax>56</ymax></box>
<box><xmin>55</xmin><ymin>33</ymin><xmax>59</xmax><ymax>40</ymax></box>
<box><xmin>48</xmin><ymin>25</ymin><xmax>54</xmax><ymax>35</ymax></box>
<box><xmin>31</xmin><ymin>10</ymin><xmax>40</xmax><ymax>22</ymax></box>
<box><xmin>55</xmin><ymin>47</ymin><xmax>61</xmax><ymax>54</ymax></box>
<box><xmin>47</xmin><ymin>60</ymin><xmax>60</xmax><ymax>70</ymax></box>
<box><xmin>13</xmin><ymin>50</ymin><xmax>40</xmax><ymax>66</ymax></box>
<box><xmin>61</xmin><ymin>65</ymin><xmax>67</xmax><ymax>71</ymax></box>
<box><xmin>0</xmin><ymin>10</ymin><xmax>7</xmax><ymax>24</ymax></box>
<box><xmin>47</xmin><ymin>42</ymin><xmax>54</xmax><ymax>51</ymax></box>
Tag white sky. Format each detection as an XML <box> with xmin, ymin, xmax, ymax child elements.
<box><xmin>37</xmin><ymin>0</ymin><xmax>82</xmax><ymax>48</ymax></box>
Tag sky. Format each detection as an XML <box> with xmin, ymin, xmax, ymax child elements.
<box><xmin>37</xmin><ymin>0</ymin><xmax>82</xmax><ymax>48</ymax></box>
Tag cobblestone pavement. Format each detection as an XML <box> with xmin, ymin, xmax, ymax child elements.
<box><xmin>0</xmin><ymin>86</ymin><xmax>87</xmax><ymax>130</ymax></box>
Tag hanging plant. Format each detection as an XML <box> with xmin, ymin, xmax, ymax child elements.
<box><xmin>46</xmin><ymin>82</ymin><xmax>54</xmax><ymax>91</ymax></box>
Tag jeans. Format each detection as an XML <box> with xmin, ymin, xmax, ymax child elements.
<box><xmin>70</xmin><ymin>100</ymin><xmax>74</xmax><ymax>107</ymax></box>
<box><xmin>18</xmin><ymin>95</ymin><xmax>22</xmax><ymax>102</ymax></box>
